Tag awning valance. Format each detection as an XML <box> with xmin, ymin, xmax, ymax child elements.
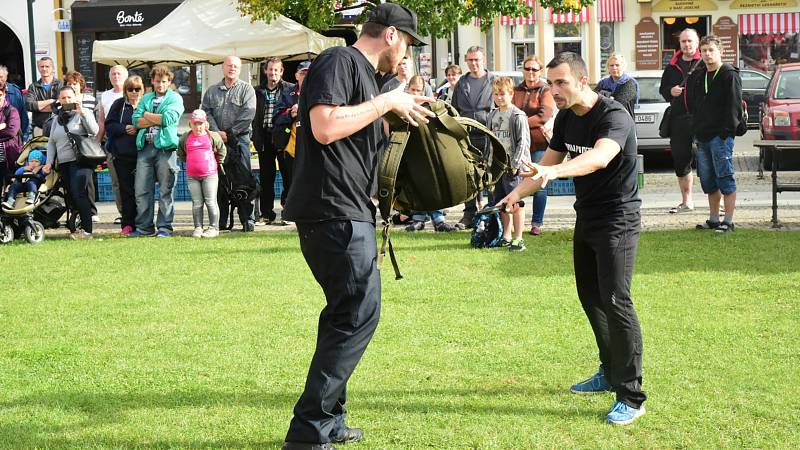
<box><xmin>549</xmin><ymin>7</ymin><xmax>589</xmax><ymax>24</ymax></box>
<box><xmin>597</xmin><ymin>0</ymin><xmax>624</xmax><ymax>23</ymax></box>
<box><xmin>739</xmin><ymin>12</ymin><xmax>800</xmax><ymax>35</ymax></box>
<box><xmin>500</xmin><ymin>0</ymin><xmax>536</xmax><ymax>26</ymax></box>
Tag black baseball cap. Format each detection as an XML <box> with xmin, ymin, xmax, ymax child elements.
<box><xmin>367</xmin><ymin>2</ymin><xmax>428</xmax><ymax>47</ymax></box>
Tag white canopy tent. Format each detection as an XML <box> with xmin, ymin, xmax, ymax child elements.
<box><xmin>91</xmin><ymin>0</ymin><xmax>345</xmax><ymax>67</ymax></box>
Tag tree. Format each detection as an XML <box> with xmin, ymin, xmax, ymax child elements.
<box><xmin>237</xmin><ymin>0</ymin><xmax>593</xmax><ymax>39</ymax></box>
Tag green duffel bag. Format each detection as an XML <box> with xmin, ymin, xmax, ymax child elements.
<box><xmin>377</xmin><ymin>100</ymin><xmax>509</xmax><ymax>279</ymax></box>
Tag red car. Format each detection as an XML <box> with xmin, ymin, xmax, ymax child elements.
<box><xmin>760</xmin><ymin>63</ymin><xmax>800</xmax><ymax>140</ymax></box>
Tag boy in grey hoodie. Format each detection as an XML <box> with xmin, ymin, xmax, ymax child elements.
<box><xmin>488</xmin><ymin>77</ymin><xmax>531</xmax><ymax>252</ymax></box>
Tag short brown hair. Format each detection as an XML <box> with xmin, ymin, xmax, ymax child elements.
<box><xmin>407</xmin><ymin>75</ymin><xmax>424</xmax><ymax>90</ymax></box>
<box><xmin>264</xmin><ymin>57</ymin><xmax>282</xmax><ymax>69</ymax></box>
<box><xmin>360</xmin><ymin>22</ymin><xmax>388</xmax><ymax>39</ymax></box>
<box><xmin>149</xmin><ymin>65</ymin><xmax>174</xmax><ymax>83</ymax></box>
<box><xmin>445</xmin><ymin>64</ymin><xmax>462</xmax><ymax>76</ymax></box>
<box><xmin>546</xmin><ymin>52</ymin><xmax>588</xmax><ymax>81</ymax></box>
<box><xmin>492</xmin><ymin>77</ymin><xmax>515</xmax><ymax>94</ymax></box>
<box><xmin>699</xmin><ymin>34</ymin><xmax>723</xmax><ymax>51</ymax></box>
<box><xmin>63</xmin><ymin>70</ymin><xmax>86</xmax><ymax>92</ymax></box>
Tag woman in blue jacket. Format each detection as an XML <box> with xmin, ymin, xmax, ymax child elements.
<box><xmin>104</xmin><ymin>75</ymin><xmax>144</xmax><ymax>236</ymax></box>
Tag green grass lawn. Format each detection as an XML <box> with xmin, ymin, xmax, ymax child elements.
<box><xmin>1</xmin><ymin>229</ymin><xmax>798</xmax><ymax>449</ymax></box>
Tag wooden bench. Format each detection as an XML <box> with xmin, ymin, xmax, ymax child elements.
<box><xmin>752</xmin><ymin>139</ymin><xmax>800</xmax><ymax>228</ymax></box>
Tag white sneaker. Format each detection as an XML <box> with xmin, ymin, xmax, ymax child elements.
<box><xmin>192</xmin><ymin>227</ymin><xmax>203</xmax><ymax>238</ymax></box>
<box><xmin>201</xmin><ymin>227</ymin><xmax>219</xmax><ymax>238</ymax></box>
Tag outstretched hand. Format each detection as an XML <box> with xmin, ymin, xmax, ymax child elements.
<box><xmin>522</xmin><ymin>161</ymin><xmax>559</xmax><ymax>188</ymax></box>
<box><xmin>380</xmin><ymin>83</ymin><xmax>435</xmax><ymax>127</ymax></box>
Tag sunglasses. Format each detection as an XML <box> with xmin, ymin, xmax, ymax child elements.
<box><xmin>127</xmin><ymin>87</ymin><xmax>142</xmax><ymax>92</ymax></box>
<box><xmin>523</xmin><ymin>67</ymin><xmax>541</xmax><ymax>72</ymax></box>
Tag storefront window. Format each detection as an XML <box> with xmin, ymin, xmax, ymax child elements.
<box><xmin>600</xmin><ymin>23</ymin><xmax>615</xmax><ymax>77</ymax></box>
<box><xmin>740</xmin><ymin>33</ymin><xmax>800</xmax><ymax>73</ymax></box>
<box><xmin>511</xmin><ymin>24</ymin><xmax>537</xmax><ymax>71</ymax></box>
<box><xmin>554</xmin><ymin>23</ymin><xmax>582</xmax><ymax>58</ymax></box>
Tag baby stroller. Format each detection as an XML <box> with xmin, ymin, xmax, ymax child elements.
<box><xmin>0</xmin><ymin>136</ymin><xmax>79</xmax><ymax>244</ymax></box>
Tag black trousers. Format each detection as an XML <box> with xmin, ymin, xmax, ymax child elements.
<box><xmin>255</xmin><ymin>129</ymin><xmax>289</xmax><ymax>220</ymax></box>
<box><xmin>60</xmin><ymin>161</ymin><xmax>94</xmax><ymax>234</ymax></box>
<box><xmin>286</xmin><ymin>220</ymin><xmax>381</xmax><ymax>445</ymax></box>
<box><xmin>669</xmin><ymin>113</ymin><xmax>696</xmax><ymax>177</ymax></box>
<box><xmin>573</xmin><ymin>211</ymin><xmax>646</xmax><ymax>408</ymax></box>
<box><xmin>114</xmin><ymin>157</ymin><xmax>137</xmax><ymax>229</ymax></box>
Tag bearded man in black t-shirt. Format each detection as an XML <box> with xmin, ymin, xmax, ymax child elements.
<box><xmin>499</xmin><ymin>52</ymin><xmax>647</xmax><ymax>426</ymax></box>
<box><xmin>279</xmin><ymin>4</ymin><xmax>434</xmax><ymax>450</ymax></box>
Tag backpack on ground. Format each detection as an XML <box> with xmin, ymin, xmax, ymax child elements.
<box><xmin>377</xmin><ymin>100</ymin><xmax>510</xmax><ymax>279</ymax></box>
<box><xmin>470</xmin><ymin>210</ymin><xmax>504</xmax><ymax>249</ymax></box>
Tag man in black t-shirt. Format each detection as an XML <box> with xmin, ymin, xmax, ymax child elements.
<box><xmin>499</xmin><ymin>52</ymin><xmax>647</xmax><ymax>426</ymax></box>
<box><xmin>280</xmin><ymin>4</ymin><xmax>434</xmax><ymax>450</ymax></box>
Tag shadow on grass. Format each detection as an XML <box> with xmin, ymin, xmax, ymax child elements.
<box><xmin>0</xmin><ymin>385</ymin><xmax>592</xmax><ymax>447</ymax></box>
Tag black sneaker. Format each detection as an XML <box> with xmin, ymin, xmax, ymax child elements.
<box><xmin>405</xmin><ymin>220</ymin><xmax>425</xmax><ymax>232</ymax></box>
<box><xmin>498</xmin><ymin>238</ymin><xmax>512</xmax><ymax>247</ymax></box>
<box><xmin>434</xmin><ymin>221</ymin><xmax>456</xmax><ymax>232</ymax></box>
<box><xmin>715</xmin><ymin>222</ymin><xmax>735</xmax><ymax>233</ymax></box>
<box><xmin>696</xmin><ymin>220</ymin><xmax>721</xmax><ymax>230</ymax></box>
<box><xmin>458</xmin><ymin>214</ymin><xmax>475</xmax><ymax>229</ymax></box>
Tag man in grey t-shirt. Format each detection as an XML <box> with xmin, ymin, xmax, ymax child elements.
<box><xmin>450</xmin><ymin>46</ymin><xmax>495</xmax><ymax>227</ymax></box>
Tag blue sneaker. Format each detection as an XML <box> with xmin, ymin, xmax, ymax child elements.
<box><xmin>570</xmin><ymin>367</ymin><xmax>612</xmax><ymax>394</ymax></box>
<box><xmin>127</xmin><ymin>229</ymin><xmax>152</xmax><ymax>237</ymax></box>
<box><xmin>605</xmin><ymin>401</ymin><xmax>645</xmax><ymax>425</ymax></box>
<box><xmin>155</xmin><ymin>230</ymin><xmax>172</xmax><ymax>238</ymax></box>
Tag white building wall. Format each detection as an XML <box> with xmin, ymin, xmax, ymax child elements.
<box><xmin>2</xmin><ymin>0</ymin><xmax>62</xmax><ymax>85</ymax></box>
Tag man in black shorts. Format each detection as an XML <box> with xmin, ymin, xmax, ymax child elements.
<box><xmin>499</xmin><ymin>52</ymin><xmax>646</xmax><ymax>426</ymax></box>
<box><xmin>280</xmin><ymin>4</ymin><xmax>434</xmax><ymax>449</ymax></box>
<box><xmin>660</xmin><ymin>28</ymin><xmax>701</xmax><ymax>214</ymax></box>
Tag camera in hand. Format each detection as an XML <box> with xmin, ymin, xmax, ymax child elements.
<box><xmin>60</xmin><ymin>102</ymin><xmax>78</xmax><ymax>111</ymax></box>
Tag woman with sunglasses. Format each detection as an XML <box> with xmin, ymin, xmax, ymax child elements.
<box><xmin>104</xmin><ymin>75</ymin><xmax>144</xmax><ymax>235</ymax></box>
<box><xmin>513</xmin><ymin>55</ymin><xmax>555</xmax><ymax>236</ymax></box>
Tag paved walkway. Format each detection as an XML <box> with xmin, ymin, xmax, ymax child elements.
<box><xmin>50</xmin><ymin>129</ymin><xmax>800</xmax><ymax>238</ymax></box>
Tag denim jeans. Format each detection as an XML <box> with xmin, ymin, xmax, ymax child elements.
<box><xmin>411</xmin><ymin>210</ymin><xmax>446</xmax><ymax>224</ymax></box>
<box><xmin>188</xmin><ymin>174</ymin><xmax>219</xmax><ymax>229</ymax></box>
<box><xmin>6</xmin><ymin>180</ymin><xmax>37</xmax><ymax>199</ymax></box>
<box><xmin>531</xmin><ymin>149</ymin><xmax>548</xmax><ymax>226</ymax></box>
<box><xmin>696</xmin><ymin>136</ymin><xmax>736</xmax><ymax>195</ymax></box>
<box><xmin>134</xmin><ymin>145</ymin><xmax>178</xmax><ymax>233</ymax></box>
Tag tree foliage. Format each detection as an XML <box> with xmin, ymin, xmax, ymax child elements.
<box><xmin>236</xmin><ymin>0</ymin><xmax>595</xmax><ymax>39</ymax></box>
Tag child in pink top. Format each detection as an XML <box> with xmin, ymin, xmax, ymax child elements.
<box><xmin>177</xmin><ymin>109</ymin><xmax>226</xmax><ymax>238</ymax></box>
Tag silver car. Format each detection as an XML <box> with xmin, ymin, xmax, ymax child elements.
<box><xmin>630</xmin><ymin>70</ymin><xmax>670</xmax><ymax>154</ymax></box>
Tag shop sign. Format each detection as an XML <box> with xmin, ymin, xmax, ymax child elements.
<box><xmin>712</xmin><ymin>16</ymin><xmax>739</xmax><ymax>66</ymax></box>
<box><xmin>731</xmin><ymin>0</ymin><xmax>797</xmax><ymax>8</ymax></box>
<box><xmin>71</xmin><ymin>1</ymin><xmax>181</xmax><ymax>31</ymax></box>
<box><xmin>52</xmin><ymin>19</ymin><xmax>71</xmax><ymax>33</ymax></box>
<box><xmin>116</xmin><ymin>10</ymin><xmax>146</xmax><ymax>28</ymax></box>
<box><xmin>635</xmin><ymin>18</ymin><xmax>661</xmax><ymax>70</ymax></box>
<box><xmin>652</xmin><ymin>0</ymin><xmax>717</xmax><ymax>12</ymax></box>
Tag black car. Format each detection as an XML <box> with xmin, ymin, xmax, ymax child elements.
<box><xmin>741</xmin><ymin>68</ymin><xmax>770</xmax><ymax>127</ymax></box>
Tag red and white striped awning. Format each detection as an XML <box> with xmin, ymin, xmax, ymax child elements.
<box><xmin>739</xmin><ymin>12</ymin><xmax>800</xmax><ymax>35</ymax></box>
<box><xmin>549</xmin><ymin>7</ymin><xmax>589</xmax><ymax>24</ymax></box>
<box><xmin>499</xmin><ymin>0</ymin><xmax>536</xmax><ymax>26</ymax></box>
<box><xmin>597</xmin><ymin>0</ymin><xmax>624</xmax><ymax>23</ymax></box>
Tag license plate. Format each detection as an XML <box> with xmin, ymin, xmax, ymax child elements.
<box><xmin>635</xmin><ymin>113</ymin><xmax>656</xmax><ymax>124</ymax></box>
